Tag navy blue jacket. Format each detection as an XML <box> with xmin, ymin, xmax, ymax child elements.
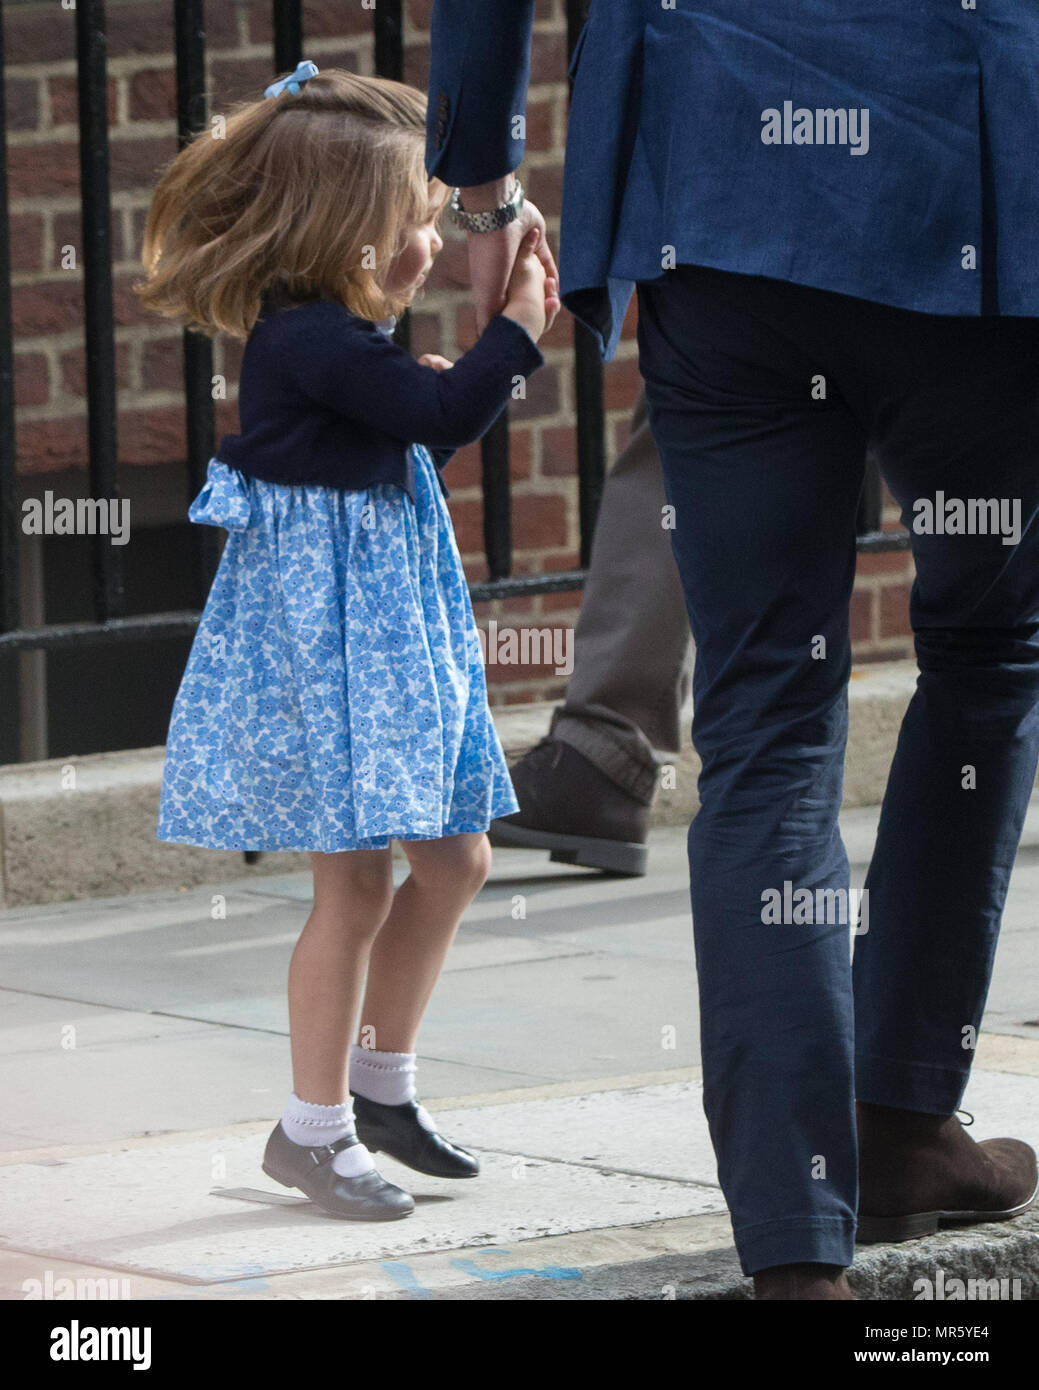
<box><xmin>426</xmin><ymin>0</ymin><xmax>1039</xmax><ymax>362</ymax></box>
<box><xmin>217</xmin><ymin>294</ymin><xmax>545</xmax><ymax>500</ymax></box>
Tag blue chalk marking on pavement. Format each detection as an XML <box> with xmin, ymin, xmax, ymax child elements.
<box><xmin>380</xmin><ymin>1260</ymin><xmax>432</xmax><ymax>1299</ymax></box>
<box><xmin>450</xmin><ymin>1256</ymin><xmax>583</xmax><ymax>1282</ymax></box>
<box><xmin>175</xmin><ymin>1261</ymin><xmax>273</xmax><ymax>1292</ymax></box>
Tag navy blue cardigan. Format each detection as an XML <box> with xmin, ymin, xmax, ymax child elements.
<box><xmin>216</xmin><ymin>294</ymin><xmax>545</xmax><ymax>502</ymax></box>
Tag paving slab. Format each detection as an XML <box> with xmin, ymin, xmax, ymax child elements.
<box><xmin>0</xmin><ymin>1092</ymin><xmax>727</xmax><ymax>1285</ymax></box>
<box><xmin>1</xmin><ymin>1065</ymin><xmax>1035</xmax><ymax>1298</ymax></box>
<box><xmin>1</xmin><ymin>799</ymin><xmax>1037</xmax><ymax>1301</ymax></box>
<box><xmin>0</xmin><ymin>1211</ymin><xmax>739</xmax><ymax>1301</ymax></box>
<box><xmin>0</xmin><ymin>990</ymin><xmax>546</xmax><ymax>1153</ymax></box>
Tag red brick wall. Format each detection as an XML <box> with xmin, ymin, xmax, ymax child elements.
<box><xmin>4</xmin><ymin>0</ymin><xmax>914</xmax><ymax>716</ymax></box>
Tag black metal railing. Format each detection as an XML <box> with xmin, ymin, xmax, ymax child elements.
<box><xmin>0</xmin><ymin>0</ymin><xmax>904</xmax><ymax>700</ymax></box>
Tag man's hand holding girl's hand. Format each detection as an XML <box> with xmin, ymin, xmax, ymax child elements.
<box><xmin>418</xmin><ymin>354</ymin><xmax>454</xmax><ymax>372</ymax></box>
<box><xmin>462</xmin><ymin>191</ymin><xmax>560</xmax><ymax>339</ymax></box>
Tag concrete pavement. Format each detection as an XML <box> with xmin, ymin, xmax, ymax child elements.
<box><xmin>1</xmin><ymin>803</ymin><xmax>1038</xmax><ymax>1300</ymax></box>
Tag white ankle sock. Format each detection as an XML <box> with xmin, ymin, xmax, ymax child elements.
<box><xmin>349</xmin><ymin>1046</ymin><xmax>437</xmax><ymax>1133</ymax></box>
<box><xmin>279</xmin><ymin>1092</ymin><xmax>375</xmax><ymax>1177</ymax></box>
<box><xmin>349</xmin><ymin>1045</ymin><xmax>417</xmax><ymax>1104</ymax></box>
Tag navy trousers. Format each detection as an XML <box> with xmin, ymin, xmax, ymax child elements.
<box><xmin>635</xmin><ymin>264</ymin><xmax>1039</xmax><ymax>1274</ymax></box>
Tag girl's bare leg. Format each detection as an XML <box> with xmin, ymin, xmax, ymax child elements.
<box><xmin>288</xmin><ymin>847</ymin><xmax>395</xmax><ymax>1104</ymax></box>
<box><xmin>357</xmin><ymin>831</ymin><xmax>492</xmax><ymax>1054</ymax></box>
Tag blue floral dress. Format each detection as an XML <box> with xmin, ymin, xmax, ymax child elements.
<box><xmin>156</xmin><ymin>323</ymin><xmax>520</xmax><ymax>854</ymax></box>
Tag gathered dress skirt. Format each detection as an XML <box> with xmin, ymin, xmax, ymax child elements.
<box><xmin>156</xmin><ymin>442</ymin><xmax>520</xmax><ymax>852</ymax></box>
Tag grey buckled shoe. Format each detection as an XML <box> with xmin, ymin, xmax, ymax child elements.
<box><xmin>261</xmin><ymin>1122</ymin><xmax>415</xmax><ymax>1221</ymax></box>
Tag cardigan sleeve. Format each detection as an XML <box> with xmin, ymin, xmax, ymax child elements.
<box><xmin>284</xmin><ymin>307</ymin><xmax>545</xmax><ymax>450</ymax></box>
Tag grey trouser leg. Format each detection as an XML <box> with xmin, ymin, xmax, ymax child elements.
<box><xmin>550</xmin><ymin>388</ymin><xmax>694</xmax><ymax>802</ymax></box>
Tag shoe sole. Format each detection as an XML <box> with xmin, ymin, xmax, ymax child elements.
<box><xmin>261</xmin><ymin>1159</ymin><xmax>415</xmax><ymax>1221</ymax></box>
<box><xmin>487</xmin><ymin>818</ymin><xmax>648</xmax><ymax>875</ymax></box>
<box><xmin>857</xmin><ymin>1174</ymin><xmax>1039</xmax><ymax>1244</ymax></box>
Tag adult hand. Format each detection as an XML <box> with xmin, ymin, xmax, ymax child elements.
<box><xmin>463</xmin><ymin>195</ymin><xmax>561</xmax><ymax>336</ymax></box>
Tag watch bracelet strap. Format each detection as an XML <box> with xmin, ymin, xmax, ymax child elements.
<box><xmin>450</xmin><ymin>178</ymin><xmax>524</xmax><ymax>233</ymax></box>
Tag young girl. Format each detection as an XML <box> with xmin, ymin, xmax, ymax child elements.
<box><xmin>136</xmin><ymin>64</ymin><xmax>554</xmax><ymax>1220</ymax></box>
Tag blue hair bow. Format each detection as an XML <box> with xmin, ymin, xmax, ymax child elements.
<box><xmin>264</xmin><ymin>60</ymin><xmax>319</xmax><ymax>100</ymax></box>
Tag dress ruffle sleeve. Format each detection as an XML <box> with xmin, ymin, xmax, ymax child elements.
<box><xmin>188</xmin><ymin>458</ymin><xmax>255</xmax><ymax>531</ymax></box>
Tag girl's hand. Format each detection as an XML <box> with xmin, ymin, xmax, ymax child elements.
<box><xmin>501</xmin><ymin>227</ymin><xmax>548</xmax><ymax>342</ymax></box>
<box><xmin>418</xmin><ymin>353</ymin><xmax>454</xmax><ymax>373</ymax></box>
<box><xmin>545</xmin><ymin>272</ymin><xmax>561</xmax><ymax>321</ymax></box>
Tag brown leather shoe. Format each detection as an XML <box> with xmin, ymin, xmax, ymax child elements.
<box><xmin>856</xmin><ymin>1101</ymin><xmax>1039</xmax><ymax>1244</ymax></box>
<box><xmin>489</xmin><ymin>736</ymin><xmax>652</xmax><ymax>875</ymax></box>
<box><xmin>753</xmin><ymin>1263</ymin><xmax>855</xmax><ymax>1300</ymax></box>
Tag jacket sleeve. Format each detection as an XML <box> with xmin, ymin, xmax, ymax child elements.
<box><xmin>286</xmin><ymin>307</ymin><xmax>544</xmax><ymax>451</ymax></box>
<box><xmin>426</xmin><ymin>0</ymin><xmax>537</xmax><ymax>187</ymax></box>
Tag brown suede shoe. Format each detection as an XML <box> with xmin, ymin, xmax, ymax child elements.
<box><xmin>753</xmin><ymin>1263</ymin><xmax>855</xmax><ymax>1300</ymax></box>
<box><xmin>489</xmin><ymin>736</ymin><xmax>652</xmax><ymax>875</ymax></box>
<box><xmin>856</xmin><ymin>1101</ymin><xmax>1039</xmax><ymax>1244</ymax></box>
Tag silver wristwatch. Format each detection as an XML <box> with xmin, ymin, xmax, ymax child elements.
<box><xmin>449</xmin><ymin>178</ymin><xmax>524</xmax><ymax>233</ymax></box>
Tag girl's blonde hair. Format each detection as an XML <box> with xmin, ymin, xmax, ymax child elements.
<box><xmin>135</xmin><ymin>69</ymin><xmax>452</xmax><ymax>338</ymax></box>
